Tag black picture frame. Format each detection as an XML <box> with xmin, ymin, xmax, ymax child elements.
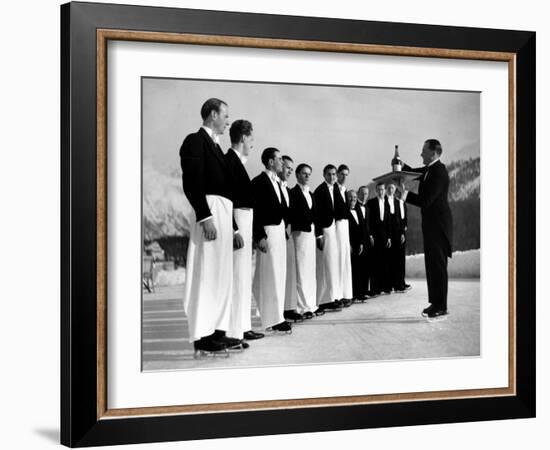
<box><xmin>61</xmin><ymin>1</ymin><xmax>535</xmax><ymax>447</ymax></box>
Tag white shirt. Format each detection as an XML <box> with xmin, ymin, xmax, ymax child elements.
<box><xmin>377</xmin><ymin>197</ymin><xmax>385</xmax><ymax>221</ymax></box>
<box><xmin>279</xmin><ymin>179</ymin><xmax>290</xmax><ymax>206</ymax></box>
<box><xmin>265</xmin><ymin>170</ymin><xmax>281</xmax><ymax>203</ymax></box>
<box><xmin>298</xmin><ymin>183</ymin><xmax>312</xmax><ymax>209</ymax></box>
<box><xmin>399</xmin><ymin>199</ymin><xmax>405</xmax><ymax>220</ymax></box>
<box><xmin>230</xmin><ymin>147</ymin><xmax>247</xmax><ymax>165</ymax></box>
<box><xmin>201</xmin><ymin>125</ymin><xmax>220</xmax><ymax>145</ymax></box>
<box><xmin>350</xmin><ymin>209</ymin><xmax>359</xmax><ymax>224</ymax></box>
<box><xmin>325</xmin><ymin>181</ymin><xmax>335</xmax><ymax>206</ymax></box>
<box><xmin>337</xmin><ymin>183</ymin><xmax>346</xmax><ymax>202</ymax></box>
<box><xmin>358</xmin><ymin>202</ymin><xmax>366</xmax><ymax>219</ymax></box>
<box><xmin>387</xmin><ymin>195</ymin><xmax>395</xmax><ymax>214</ymax></box>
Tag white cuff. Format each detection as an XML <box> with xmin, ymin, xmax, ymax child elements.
<box><xmin>198</xmin><ymin>215</ymin><xmax>212</xmax><ymax>224</ymax></box>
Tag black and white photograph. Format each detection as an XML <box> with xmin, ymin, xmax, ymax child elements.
<box><xmin>141</xmin><ymin>77</ymin><xmax>480</xmax><ymax>370</ymax></box>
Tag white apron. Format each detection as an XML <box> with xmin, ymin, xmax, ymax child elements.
<box><xmin>183</xmin><ymin>195</ymin><xmax>233</xmax><ymax>342</ymax></box>
<box><xmin>316</xmin><ymin>223</ymin><xmax>340</xmax><ymax>305</ymax></box>
<box><xmin>284</xmin><ymin>226</ymin><xmax>298</xmax><ymax>311</ymax></box>
<box><xmin>336</xmin><ymin>218</ymin><xmax>353</xmax><ymax>299</ymax></box>
<box><xmin>227</xmin><ymin>208</ymin><xmax>253</xmax><ymax>339</ymax></box>
<box><xmin>293</xmin><ymin>230</ymin><xmax>317</xmax><ymax>313</ymax></box>
<box><xmin>252</xmin><ymin>222</ymin><xmax>287</xmax><ymax>329</ymax></box>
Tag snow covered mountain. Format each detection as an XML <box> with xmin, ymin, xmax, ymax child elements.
<box><xmin>143</xmin><ymin>162</ymin><xmax>192</xmax><ymax>241</ymax></box>
<box><xmin>447</xmin><ymin>157</ymin><xmax>480</xmax><ymax>201</ymax></box>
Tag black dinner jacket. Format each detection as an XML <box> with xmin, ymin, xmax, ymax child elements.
<box><xmin>224</xmin><ymin>148</ymin><xmax>253</xmax><ymax>209</ymax></box>
<box><xmin>333</xmin><ymin>184</ymin><xmax>348</xmax><ymax>220</ymax></box>
<box><xmin>386</xmin><ymin>196</ymin><xmax>405</xmax><ymax>239</ymax></box>
<box><xmin>400</xmin><ymin>200</ymin><xmax>408</xmax><ymax>232</ymax></box>
<box><xmin>313</xmin><ymin>182</ymin><xmax>340</xmax><ymax>230</ymax></box>
<box><xmin>347</xmin><ymin>208</ymin><xmax>365</xmax><ymax>252</ymax></box>
<box><xmin>355</xmin><ymin>202</ymin><xmax>371</xmax><ymax>246</ymax></box>
<box><xmin>403</xmin><ymin>161</ymin><xmax>453</xmax><ymax>256</ymax></box>
<box><xmin>367</xmin><ymin>197</ymin><xmax>391</xmax><ymax>243</ymax></box>
<box><xmin>179</xmin><ymin>128</ymin><xmax>234</xmax><ymax>226</ymax></box>
<box><xmin>251</xmin><ymin>171</ymin><xmax>287</xmax><ymax>242</ymax></box>
<box><xmin>289</xmin><ymin>185</ymin><xmax>317</xmax><ymax>235</ymax></box>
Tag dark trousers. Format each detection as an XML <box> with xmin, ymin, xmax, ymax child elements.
<box><xmin>359</xmin><ymin>247</ymin><xmax>372</xmax><ymax>296</ymax></box>
<box><xmin>371</xmin><ymin>244</ymin><xmax>390</xmax><ymax>293</ymax></box>
<box><xmin>389</xmin><ymin>237</ymin><xmax>406</xmax><ymax>289</ymax></box>
<box><xmin>397</xmin><ymin>242</ymin><xmax>406</xmax><ymax>288</ymax></box>
<box><xmin>424</xmin><ymin>239</ymin><xmax>448</xmax><ymax>309</ymax></box>
<box><xmin>351</xmin><ymin>251</ymin><xmax>363</xmax><ymax>299</ymax></box>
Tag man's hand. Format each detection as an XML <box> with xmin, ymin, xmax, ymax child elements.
<box><xmin>358</xmin><ymin>244</ymin><xmax>364</xmax><ymax>256</ymax></box>
<box><xmin>400</xmin><ymin>234</ymin><xmax>405</xmax><ymax>245</ymax></box>
<box><xmin>317</xmin><ymin>236</ymin><xmax>325</xmax><ymax>251</ymax></box>
<box><xmin>201</xmin><ymin>218</ymin><xmax>217</xmax><ymax>241</ymax></box>
<box><xmin>386</xmin><ymin>238</ymin><xmax>391</xmax><ymax>248</ymax></box>
<box><xmin>369</xmin><ymin>236</ymin><xmax>375</xmax><ymax>247</ymax></box>
<box><xmin>233</xmin><ymin>232</ymin><xmax>244</xmax><ymax>250</ymax></box>
<box><xmin>256</xmin><ymin>238</ymin><xmax>268</xmax><ymax>253</ymax></box>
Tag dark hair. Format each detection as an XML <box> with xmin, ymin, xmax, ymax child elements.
<box><xmin>200</xmin><ymin>98</ymin><xmax>227</xmax><ymax>120</ymax></box>
<box><xmin>425</xmin><ymin>138</ymin><xmax>443</xmax><ymax>155</ymax></box>
<box><xmin>229</xmin><ymin>119</ymin><xmax>253</xmax><ymax>144</ymax></box>
<box><xmin>282</xmin><ymin>155</ymin><xmax>294</xmax><ymax>164</ymax></box>
<box><xmin>338</xmin><ymin>164</ymin><xmax>350</xmax><ymax>173</ymax></box>
<box><xmin>296</xmin><ymin>163</ymin><xmax>312</xmax><ymax>174</ymax></box>
<box><xmin>376</xmin><ymin>182</ymin><xmax>386</xmax><ymax>188</ymax></box>
<box><xmin>323</xmin><ymin>164</ymin><xmax>337</xmax><ymax>175</ymax></box>
<box><xmin>261</xmin><ymin>147</ymin><xmax>280</xmax><ymax>167</ymax></box>
<box><xmin>358</xmin><ymin>185</ymin><xmax>369</xmax><ymax>192</ymax></box>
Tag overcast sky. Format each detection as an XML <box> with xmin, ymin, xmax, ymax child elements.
<box><xmin>143</xmin><ymin>77</ymin><xmax>479</xmax><ymax>189</ymax></box>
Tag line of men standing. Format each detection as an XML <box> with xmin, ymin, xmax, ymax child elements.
<box><xmin>179</xmin><ymin>98</ymin><xmax>411</xmax><ymax>356</ymax></box>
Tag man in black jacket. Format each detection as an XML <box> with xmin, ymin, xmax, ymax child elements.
<box><xmin>251</xmin><ymin>148</ymin><xmax>292</xmax><ymax>333</ymax></box>
<box><xmin>401</xmin><ymin>139</ymin><xmax>453</xmax><ymax>318</ymax></box>
<box><xmin>278</xmin><ymin>156</ymin><xmax>304</xmax><ymax>323</ymax></box>
<box><xmin>396</xmin><ymin>194</ymin><xmax>410</xmax><ymax>292</ymax></box>
<box><xmin>335</xmin><ymin>165</ymin><xmax>353</xmax><ymax>307</ymax></box>
<box><xmin>386</xmin><ymin>182</ymin><xmax>406</xmax><ymax>292</ymax></box>
<box><xmin>345</xmin><ymin>190</ymin><xmax>365</xmax><ymax>302</ymax></box>
<box><xmin>179</xmin><ymin>98</ymin><xmax>237</xmax><ymax>354</ymax></box>
<box><xmin>288</xmin><ymin>163</ymin><xmax>321</xmax><ymax>319</ymax></box>
<box><xmin>314</xmin><ymin>165</ymin><xmax>345</xmax><ymax>312</ymax></box>
<box><xmin>225</xmin><ymin>119</ymin><xmax>264</xmax><ymax>344</ymax></box>
<box><xmin>356</xmin><ymin>186</ymin><xmax>373</xmax><ymax>299</ymax></box>
<box><xmin>367</xmin><ymin>183</ymin><xmax>392</xmax><ymax>296</ymax></box>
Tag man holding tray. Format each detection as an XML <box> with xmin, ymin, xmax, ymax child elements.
<box><xmin>400</xmin><ymin>139</ymin><xmax>453</xmax><ymax>319</ymax></box>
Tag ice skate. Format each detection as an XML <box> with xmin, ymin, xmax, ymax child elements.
<box><xmin>193</xmin><ymin>339</ymin><xmax>229</xmax><ymax>359</ymax></box>
<box><xmin>266</xmin><ymin>321</ymin><xmax>293</xmax><ymax>335</ymax></box>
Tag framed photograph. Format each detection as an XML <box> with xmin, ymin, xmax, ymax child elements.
<box><xmin>61</xmin><ymin>1</ymin><xmax>535</xmax><ymax>447</ymax></box>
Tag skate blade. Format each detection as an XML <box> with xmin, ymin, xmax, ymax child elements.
<box><xmin>266</xmin><ymin>329</ymin><xmax>293</xmax><ymax>335</ymax></box>
<box><xmin>226</xmin><ymin>346</ymin><xmax>246</xmax><ymax>353</ymax></box>
<box><xmin>425</xmin><ymin>315</ymin><xmax>448</xmax><ymax>322</ymax></box>
<box><xmin>193</xmin><ymin>349</ymin><xmax>230</xmax><ymax>359</ymax></box>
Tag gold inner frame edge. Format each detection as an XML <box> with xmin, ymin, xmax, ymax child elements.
<box><xmin>95</xmin><ymin>29</ymin><xmax>517</xmax><ymax>420</ymax></box>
